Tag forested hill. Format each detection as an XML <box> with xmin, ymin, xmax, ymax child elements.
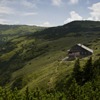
<box><xmin>34</xmin><ymin>21</ymin><xmax>100</xmax><ymax>39</ymax></box>
<box><xmin>0</xmin><ymin>24</ymin><xmax>44</xmax><ymax>31</ymax></box>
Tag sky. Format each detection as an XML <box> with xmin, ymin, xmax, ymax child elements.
<box><xmin>0</xmin><ymin>0</ymin><xmax>100</xmax><ymax>27</ymax></box>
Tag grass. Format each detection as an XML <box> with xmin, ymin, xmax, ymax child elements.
<box><xmin>9</xmin><ymin>34</ymin><xmax>100</xmax><ymax>91</ymax></box>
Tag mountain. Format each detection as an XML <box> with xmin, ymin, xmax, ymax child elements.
<box><xmin>33</xmin><ymin>21</ymin><xmax>100</xmax><ymax>39</ymax></box>
<box><xmin>0</xmin><ymin>21</ymin><xmax>100</xmax><ymax>92</ymax></box>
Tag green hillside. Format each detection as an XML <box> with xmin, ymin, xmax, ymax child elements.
<box><xmin>0</xmin><ymin>25</ymin><xmax>44</xmax><ymax>47</ymax></box>
<box><xmin>0</xmin><ymin>21</ymin><xmax>100</xmax><ymax>96</ymax></box>
<box><xmin>33</xmin><ymin>21</ymin><xmax>100</xmax><ymax>39</ymax></box>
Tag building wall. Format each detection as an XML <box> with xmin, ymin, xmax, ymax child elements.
<box><xmin>68</xmin><ymin>45</ymin><xmax>92</xmax><ymax>58</ymax></box>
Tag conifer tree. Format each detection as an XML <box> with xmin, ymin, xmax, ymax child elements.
<box><xmin>72</xmin><ymin>59</ymin><xmax>82</xmax><ymax>85</ymax></box>
<box><xmin>93</xmin><ymin>58</ymin><xmax>100</xmax><ymax>79</ymax></box>
<box><xmin>25</xmin><ymin>87</ymin><xmax>30</xmax><ymax>100</ymax></box>
<box><xmin>83</xmin><ymin>57</ymin><xmax>93</xmax><ymax>83</ymax></box>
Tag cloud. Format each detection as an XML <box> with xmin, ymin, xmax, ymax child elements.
<box><xmin>0</xmin><ymin>0</ymin><xmax>37</xmax><ymax>8</ymax></box>
<box><xmin>69</xmin><ymin>0</ymin><xmax>79</xmax><ymax>4</ymax></box>
<box><xmin>0</xmin><ymin>0</ymin><xmax>37</xmax><ymax>16</ymax></box>
<box><xmin>88</xmin><ymin>2</ymin><xmax>100</xmax><ymax>20</ymax></box>
<box><xmin>0</xmin><ymin>6</ymin><xmax>14</xmax><ymax>14</ymax></box>
<box><xmin>39</xmin><ymin>21</ymin><xmax>52</xmax><ymax>27</ymax></box>
<box><xmin>87</xmin><ymin>17</ymin><xmax>93</xmax><ymax>20</ymax></box>
<box><xmin>21</xmin><ymin>0</ymin><xmax>37</xmax><ymax>8</ymax></box>
<box><xmin>0</xmin><ymin>0</ymin><xmax>38</xmax><ymax>24</ymax></box>
<box><xmin>0</xmin><ymin>18</ymin><xmax>10</xmax><ymax>24</ymax></box>
<box><xmin>22</xmin><ymin>12</ymin><xmax>38</xmax><ymax>16</ymax></box>
<box><xmin>52</xmin><ymin>0</ymin><xmax>62</xmax><ymax>6</ymax></box>
<box><xmin>64</xmin><ymin>11</ymin><xmax>83</xmax><ymax>23</ymax></box>
<box><xmin>64</xmin><ymin>3</ymin><xmax>100</xmax><ymax>24</ymax></box>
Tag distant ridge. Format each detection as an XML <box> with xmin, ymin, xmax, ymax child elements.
<box><xmin>34</xmin><ymin>20</ymin><xmax>100</xmax><ymax>39</ymax></box>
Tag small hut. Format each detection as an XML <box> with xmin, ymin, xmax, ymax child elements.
<box><xmin>68</xmin><ymin>43</ymin><xmax>93</xmax><ymax>59</ymax></box>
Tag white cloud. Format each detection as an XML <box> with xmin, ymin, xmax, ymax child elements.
<box><xmin>69</xmin><ymin>0</ymin><xmax>79</xmax><ymax>4</ymax></box>
<box><xmin>64</xmin><ymin>11</ymin><xmax>83</xmax><ymax>24</ymax></box>
<box><xmin>0</xmin><ymin>0</ymin><xmax>37</xmax><ymax>16</ymax></box>
<box><xmin>52</xmin><ymin>0</ymin><xmax>62</xmax><ymax>6</ymax></box>
<box><xmin>39</xmin><ymin>21</ymin><xmax>52</xmax><ymax>27</ymax></box>
<box><xmin>0</xmin><ymin>18</ymin><xmax>10</xmax><ymax>24</ymax></box>
<box><xmin>22</xmin><ymin>12</ymin><xmax>38</xmax><ymax>16</ymax></box>
<box><xmin>87</xmin><ymin>17</ymin><xmax>93</xmax><ymax>20</ymax></box>
<box><xmin>12</xmin><ymin>21</ymin><xmax>20</xmax><ymax>25</ymax></box>
<box><xmin>21</xmin><ymin>0</ymin><xmax>37</xmax><ymax>8</ymax></box>
<box><xmin>0</xmin><ymin>0</ymin><xmax>37</xmax><ymax>8</ymax></box>
<box><xmin>88</xmin><ymin>2</ymin><xmax>100</xmax><ymax>21</ymax></box>
<box><xmin>0</xmin><ymin>18</ymin><xmax>20</xmax><ymax>25</ymax></box>
<box><xmin>0</xmin><ymin>6</ymin><xmax>14</xmax><ymax>14</ymax></box>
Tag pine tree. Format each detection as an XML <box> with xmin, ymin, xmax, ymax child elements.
<box><xmin>83</xmin><ymin>57</ymin><xmax>93</xmax><ymax>83</ymax></box>
<box><xmin>93</xmin><ymin>58</ymin><xmax>100</xmax><ymax>79</ymax></box>
<box><xmin>72</xmin><ymin>59</ymin><xmax>82</xmax><ymax>85</ymax></box>
<box><xmin>25</xmin><ymin>87</ymin><xmax>30</xmax><ymax>100</ymax></box>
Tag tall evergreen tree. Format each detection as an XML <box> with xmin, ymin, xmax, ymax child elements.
<box><xmin>83</xmin><ymin>57</ymin><xmax>93</xmax><ymax>83</ymax></box>
<box><xmin>72</xmin><ymin>59</ymin><xmax>82</xmax><ymax>85</ymax></box>
<box><xmin>93</xmin><ymin>58</ymin><xmax>100</xmax><ymax>79</ymax></box>
<box><xmin>25</xmin><ymin>87</ymin><xmax>30</xmax><ymax>100</ymax></box>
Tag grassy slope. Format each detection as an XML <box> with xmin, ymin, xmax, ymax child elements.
<box><xmin>11</xmin><ymin>35</ymin><xmax>100</xmax><ymax>91</ymax></box>
<box><xmin>0</xmin><ymin>21</ymin><xmax>100</xmax><ymax>91</ymax></box>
